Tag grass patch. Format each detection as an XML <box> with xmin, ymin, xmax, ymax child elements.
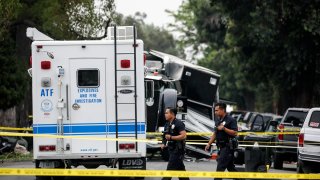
<box><xmin>0</xmin><ymin>152</ymin><xmax>33</xmax><ymax>162</ymax></box>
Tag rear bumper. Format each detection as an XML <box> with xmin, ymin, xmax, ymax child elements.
<box><xmin>274</xmin><ymin>140</ymin><xmax>298</xmax><ymax>155</ymax></box>
<box><xmin>274</xmin><ymin>147</ymin><xmax>298</xmax><ymax>161</ymax></box>
<box><xmin>299</xmin><ymin>153</ymin><xmax>320</xmax><ymax>163</ymax></box>
<box><xmin>35</xmin><ymin>153</ymin><xmax>144</xmax><ymax>160</ymax></box>
<box><xmin>275</xmin><ymin>147</ymin><xmax>297</xmax><ymax>154</ymax></box>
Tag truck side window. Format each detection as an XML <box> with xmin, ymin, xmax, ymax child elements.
<box><xmin>77</xmin><ymin>69</ymin><xmax>99</xmax><ymax>87</ymax></box>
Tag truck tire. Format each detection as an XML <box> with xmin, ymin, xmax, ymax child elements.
<box><xmin>273</xmin><ymin>153</ymin><xmax>283</xmax><ymax>169</ymax></box>
<box><xmin>35</xmin><ymin>160</ymin><xmax>65</xmax><ymax>180</ymax></box>
<box><xmin>297</xmin><ymin>159</ymin><xmax>304</xmax><ymax>173</ymax></box>
<box><xmin>35</xmin><ymin>175</ymin><xmax>65</xmax><ymax>180</ymax></box>
<box><xmin>51</xmin><ymin>176</ymin><xmax>65</xmax><ymax>180</ymax></box>
<box><xmin>157</xmin><ymin>89</ymin><xmax>177</xmax><ymax>126</ymax></box>
<box><xmin>83</xmin><ymin>164</ymin><xmax>100</xmax><ymax>169</ymax></box>
<box><xmin>35</xmin><ymin>176</ymin><xmax>51</xmax><ymax>180</ymax></box>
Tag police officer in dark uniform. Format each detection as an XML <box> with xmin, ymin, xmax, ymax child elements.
<box><xmin>205</xmin><ymin>103</ymin><xmax>238</xmax><ymax>180</ymax></box>
<box><xmin>161</xmin><ymin>107</ymin><xmax>189</xmax><ymax>180</ymax></box>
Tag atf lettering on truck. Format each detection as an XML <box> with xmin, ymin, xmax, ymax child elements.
<box><xmin>40</xmin><ymin>89</ymin><xmax>53</xmax><ymax>97</ymax></box>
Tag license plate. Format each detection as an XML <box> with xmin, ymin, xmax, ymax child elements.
<box><xmin>39</xmin><ymin>161</ymin><xmax>55</xmax><ymax>168</ymax></box>
<box><xmin>119</xmin><ymin>158</ymin><xmax>146</xmax><ymax>170</ymax></box>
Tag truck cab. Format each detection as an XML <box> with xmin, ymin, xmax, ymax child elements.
<box><xmin>297</xmin><ymin>107</ymin><xmax>320</xmax><ymax>173</ymax></box>
<box><xmin>273</xmin><ymin>107</ymin><xmax>309</xmax><ymax>169</ymax></box>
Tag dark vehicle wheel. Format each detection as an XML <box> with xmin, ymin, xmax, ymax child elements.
<box><xmin>35</xmin><ymin>176</ymin><xmax>51</xmax><ymax>180</ymax></box>
<box><xmin>51</xmin><ymin>176</ymin><xmax>65</xmax><ymax>180</ymax></box>
<box><xmin>83</xmin><ymin>164</ymin><xmax>100</xmax><ymax>169</ymax></box>
<box><xmin>36</xmin><ymin>176</ymin><xmax>65</xmax><ymax>180</ymax></box>
<box><xmin>35</xmin><ymin>160</ymin><xmax>65</xmax><ymax>180</ymax></box>
<box><xmin>273</xmin><ymin>153</ymin><xmax>283</xmax><ymax>169</ymax></box>
<box><xmin>297</xmin><ymin>159</ymin><xmax>304</xmax><ymax>173</ymax></box>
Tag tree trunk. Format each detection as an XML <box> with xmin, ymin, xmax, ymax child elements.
<box><xmin>14</xmin><ymin>23</ymin><xmax>32</xmax><ymax>127</ymax></box>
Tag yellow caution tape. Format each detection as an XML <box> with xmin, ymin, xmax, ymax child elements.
<box><xmin>0</xmin><ymin>168</ymin><xmax>319</xmax><ymax>179</ymax></box>
<box><xmin>0</xmin><ymin>127</ymin><xmax>33</xmax><ymax>131</ymax></box>
<box><xmin>0</xmin><ymin>132</ymin><xmax>304</xmax><ymax>148</ymax></box>
<box><xmin>147</xmin><ymin>131</ymin><xmax>299</xmax><ymax>136</ymax></box>
<box><xmin>0</xmin><ymin>132</ymin><xmax>156</xmax><ymax>143</ymax></box>
<box><xmin>278</xmin><ymin>127</ymin><xmax>301</xmax><ymax>131</ymax></box>
<box><xmin>237</xmin><ymin>131</ymin><xmax>299</xmax><ymax>135</ymax></box>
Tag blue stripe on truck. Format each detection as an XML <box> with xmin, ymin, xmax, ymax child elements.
<box><xmin>33</xmin><ymin>122</ymin><xmax>146</xmax><ymax>135</ymax></box>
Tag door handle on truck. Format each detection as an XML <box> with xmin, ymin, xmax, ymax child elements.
<box><xmin>72</xmin><ymin>103</ymin><xmax>80</xmax><ymax>110</ymax></box>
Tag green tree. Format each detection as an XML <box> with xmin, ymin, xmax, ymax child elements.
<box><xmin>0</xmin><ymin>0</ymin><xmax>25</xmax><ymax>109</ymax></box>
<box><xmin>171</xmin><ymin>0</ymin><xmax>320</xmax><ymax>113</ymax></box>
<box><xmin>0</xmin><ymin>0</ymin><xmax>116</xmax><ymax>126</ymax></box>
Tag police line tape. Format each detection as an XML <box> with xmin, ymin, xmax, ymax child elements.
<box><xmin>0</xmin><ymin>132</ymin><xmax>154</xmax><ymax>143</ymax></box>
<box><xmin>0</xmin><ymin>127</ymin><xmax>32</xmax><ymax>131</ymax></box>
<box><xmin>147</xmin><ymin>131</ymin><xmax>300</xmax><ymax>136</ymax></box>
<box><xmin>0</xmin><ymin>168</ymin><xmax>320</xmax><ymax>179</ymax></box>
<box><xmin>0</xmin><ymin>132</ymin><xmax>306</xmax><ymax>149</ymax></box>
<box><xmin>185</xmin><ymin>141</ymin><xmax>303</xmax><ymax>148</ymax></box>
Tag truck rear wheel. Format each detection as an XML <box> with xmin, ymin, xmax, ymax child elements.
<box><xmin>35</xmin><ymin>176</ymin><xmax>51</xmax><ymax>180</ymax></box>
<box><xmin>297</xmin><ymin>159</ymin><xmax>304</xmax><ymax>173</ymax></box>
<box><xmin>83</xmin><ymin>164</ymin><xmax>100</xmax><ymax>169</ymax></box>
<box><xmin>35</xmin><ymin>160</ymin><xmax>65</xmax><ymax>180</ymax></box>
<box><xmin>35</xmin><ymin>175</ymin><xmax>65</xmax><ymax>180</ymax></box>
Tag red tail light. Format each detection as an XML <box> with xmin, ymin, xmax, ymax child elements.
<box><xmin>39</xmin><ymin>145</ymin><xmax>56</xmax><ymax>151</ymax></box>
<box><xmin>298</xmin><ymin>133</ymin><xmax>304</xmax><ymax>147</ymax></box>
<box><xmin>41</xmin><ymin>61</ymin><xmax>51</xmax><ymax>69</ymax></box>
<box><xmin>144</xmin><ymin>53</ymin><xmax>146</xmax><ymax>65</ymax></box>
<box><xmin>29</xmin><ymin>56</ymin><xmax>32</xmax><ymax>67</ymax></box>
<box><xmin>119</xmin><ymin>143</ymin><xmax>135</xmax><ymax>149</ymax></box>
<box><xmin>120</xmin><ymin>59</ymin><xmax>130</xmax><ymax>68</ymax></box>
<box><xmin>278</xmin><ymin>124</ymin><xmax>284</xmax><ymax>140</ymax></box>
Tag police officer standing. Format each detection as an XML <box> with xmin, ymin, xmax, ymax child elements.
<box><xmin>205</xmin><ymin>103</ymin><xmax>238</xmax><ymax>180</ymax></box>
<box><xmin>161</xmin><ymin>107</ymin><xmax>189</xmax><ymax>180</ymax></box>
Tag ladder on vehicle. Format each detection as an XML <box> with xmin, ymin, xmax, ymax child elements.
<box><xmin>113</xmin><ymin>25</ymin><xmax>138</xmax><ymax>152</ymax></box>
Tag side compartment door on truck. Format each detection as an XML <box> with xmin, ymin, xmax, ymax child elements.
<box><xmin>69</xmin><ymin>59</ymin><xmax>107</xmax><ymax>154</ymax></box>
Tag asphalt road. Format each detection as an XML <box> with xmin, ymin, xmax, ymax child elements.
<box><xmin>0</xmin><ymin>157</ymin><xmax>296</xmax><ymax>180</ymax></box>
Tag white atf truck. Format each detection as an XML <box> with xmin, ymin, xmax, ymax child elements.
<box><xmin>27</xmin><ymin>26</ymin><xmax>148</xmax><ymax>179</ymax></box>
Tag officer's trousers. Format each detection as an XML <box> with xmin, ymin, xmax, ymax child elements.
<box><xmin>162</xmin><ymin>150</ymin><xmax>189</xmax><ymax>180</ymax></box>
<box><xmin>215</xmin><ymin>146</ymin><xmax>237</xmax><ymax>180</ymax></box>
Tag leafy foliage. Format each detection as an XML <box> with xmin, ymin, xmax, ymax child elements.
<box><xmin>171</xmin><ymin>0</ymin><xmax>320</xmax><ymax>112</ymax></box>
<box><xmin>0</xmin><ymin>0</ymin><xmax>178</xmax><ymax>111</ymax></box>
<box><xmin>0</xmin><ymin>0</ymin><xmax>116</xmax><ymax>110</ymax></box>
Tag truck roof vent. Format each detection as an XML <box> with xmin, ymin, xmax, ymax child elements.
<box><xmin>106</xmin><ymin>26</ymin><xmax>135</xmax><ymax>40</ymax></box>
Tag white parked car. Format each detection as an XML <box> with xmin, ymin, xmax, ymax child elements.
<box><xmin>297</xmin><ymin>107</ymin><xmax>320</xmax><ymax>173</ymax></box>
